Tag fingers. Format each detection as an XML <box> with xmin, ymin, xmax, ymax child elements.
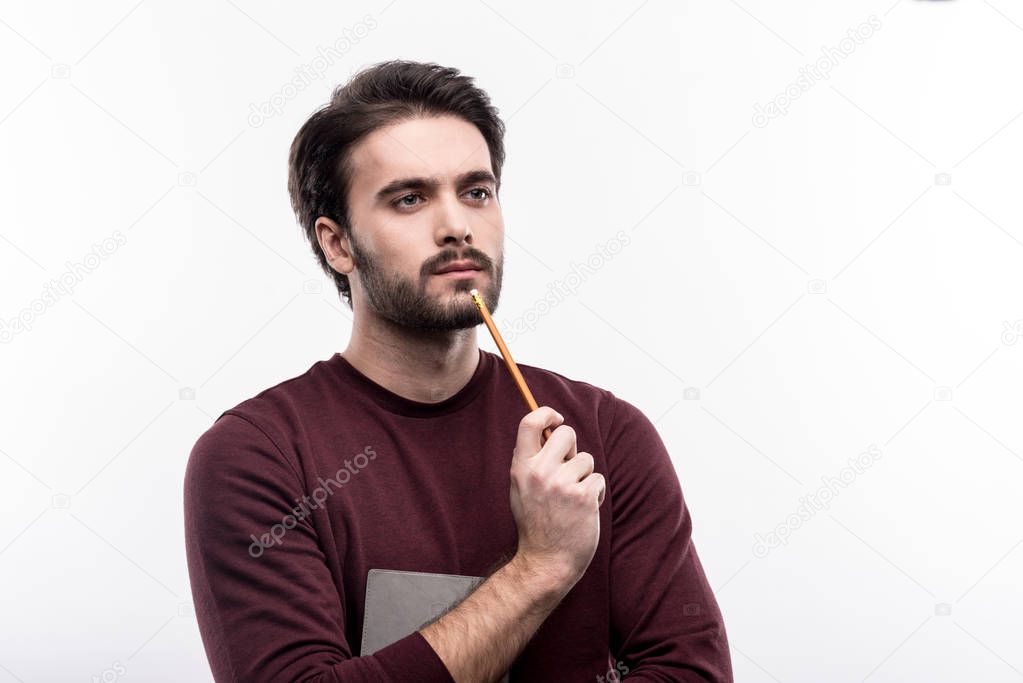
<box><xmin>560</xmin><ymin>451</ymin><xmax>594</xmax><ymax>483</ymax></box>
<box><xmin>513</xmin><ymin>407</ymin><xmax>564</xmax><ymax>461</ymax></box>
<box><xmin>513</xmin><ymin>409</ymin><xmax>603</xmax><ymax>505</ymax></box>
<box><xmin>540</xmin><ymin>424</ymin><xmax>577</xmax><ymax>468</ymax></box>
<box><xmin>585</xmin><ymin>472</ymin><xmax>606</xmax><ymax>506</ymax></box>
<box><xmin>564</xmin><ymin>455</ymin><xmax>604</xmax><ymax>506</ymax></box>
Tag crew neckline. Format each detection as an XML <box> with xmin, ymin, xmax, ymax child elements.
<box><xmin>328</xmin><ymin>347</ymin><xmax>493</xmax><ymax>418</ymax></box>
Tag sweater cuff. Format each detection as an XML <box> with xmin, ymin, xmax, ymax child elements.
<box><xmin>374</xmin><ymin>631</ymin><xmax>455</xmax><ymax>683</ymax></box>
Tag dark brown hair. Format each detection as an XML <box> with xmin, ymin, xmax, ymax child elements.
<box><xmin>287</xmin><ymin>59</ymin><xmax>506</xmax><ymax>307</ymax></box>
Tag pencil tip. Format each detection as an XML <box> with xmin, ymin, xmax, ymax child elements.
<box><xmin>469</xmin><ymin>288</ymin><xmax>478</xmax><ymax>296</ymax></box>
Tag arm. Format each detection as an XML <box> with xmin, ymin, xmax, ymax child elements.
<box><xmin>421</xmin><ymin>406</ymin><xmax>606</xmax><ymax>682</ymax></box>
<box><xmin>605</xmin><ymin>395</ymin><xmax>733</xmax><ymax>682</ymax></box>
<box><xmin>183</xmin><ymin>412</ymin><xmax>455</xmax><ymax>683</ymax></box>
<box><xmin>418</xmin><ymin>553</ymin><xmax>565</xmax><ymax>683</ymax></box>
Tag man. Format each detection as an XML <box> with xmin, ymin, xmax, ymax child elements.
<box><xmin>184</xmin><ymin>59</ymin><xmax>732</xmax><ymax>682</ymax></box>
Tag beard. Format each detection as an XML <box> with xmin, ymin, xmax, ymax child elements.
<box><xmin>348</xmin><ymin>231</ymin><xmax>503</xmax><ymax>331</ymax></box>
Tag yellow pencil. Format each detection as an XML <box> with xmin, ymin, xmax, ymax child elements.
<box><xmin>469</xmin><ymin>288</ymin><xmax>554</xmax><ymax>444</ymax></box>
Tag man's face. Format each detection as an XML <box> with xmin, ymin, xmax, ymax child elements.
<box><xmin>340</xmin><ymin>114</ymin><xmax>504</xmax><ymax>331</ymax></box>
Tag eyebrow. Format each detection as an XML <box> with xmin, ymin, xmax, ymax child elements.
<box><xmin>374</xmin><ymin>169</ymin><xmax>497</xmax><ymax>204</ymax></box>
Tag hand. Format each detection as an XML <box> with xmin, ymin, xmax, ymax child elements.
<box><xmin>508</xmin><ymin>407</ymin><xmax>606</xmax><ymax>595</ymax></box>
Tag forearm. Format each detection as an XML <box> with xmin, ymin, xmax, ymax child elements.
<box><xmin>419</xmin><ymin>554</ymin><xmax>567</xmax><ymax>683</ymax></box>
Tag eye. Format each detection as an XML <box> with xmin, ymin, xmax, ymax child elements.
<box><xmin>393</xmin><ymin>193</ymin><xmax>424</xmax><ymax>209</ymax></box>
<box><xmin>465</xmin><ymin>187</ymin><xmax>491</xmax><ymax>201</ymax></box>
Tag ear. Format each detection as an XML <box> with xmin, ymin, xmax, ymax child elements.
<box><xmin>315</xmin><ymin>216</ymin><xmax>355</xmax><ymax>275</ymax></box>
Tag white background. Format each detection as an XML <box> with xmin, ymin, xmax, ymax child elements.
<box><xmin>2</xmin><ymin>1</ymin><xmax>1023</xmax><ymax>681</ymax></box>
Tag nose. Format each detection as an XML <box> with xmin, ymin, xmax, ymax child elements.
<box><xmin>434</xmin><ymin>192</ymin><xmax>473</xmax><ymax>246</ymax></box>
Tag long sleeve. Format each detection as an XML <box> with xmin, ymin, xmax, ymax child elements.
<box><xmin>604</xmin><ymin>394</ymin><xmax>733</xmax><ymax>682</ymax></box>
<box><xmin>183</xmin><ymin>412</ymin><xmax>455</xmax><ymax>683</ymax></box>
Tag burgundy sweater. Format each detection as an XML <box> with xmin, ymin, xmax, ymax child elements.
<box><xmin>183</xmin><ymin>348</ymin><xmax>732</xmax><ymax>682</ymax></box>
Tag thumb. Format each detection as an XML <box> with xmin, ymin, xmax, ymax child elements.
<box><xmin>514</xmin><ymin>406</ymin><xmax>563</xmax><ymax>461</ymax></box>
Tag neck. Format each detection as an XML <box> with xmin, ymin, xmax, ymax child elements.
<box><xmin>340</xmin><ymin>311</ymin><xmax>481</xmax><ymax>404</ymax></box>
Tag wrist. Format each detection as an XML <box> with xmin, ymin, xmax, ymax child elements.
<box><xmin>505</xmin><ymin>553</ymin><xmax>571</xmax><ymax>607</ymax></box>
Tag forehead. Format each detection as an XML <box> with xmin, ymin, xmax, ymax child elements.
<box><xmin>347</xmin><ymin>115</ymin><xmax>492</xmax><ymax>197</ymax></box>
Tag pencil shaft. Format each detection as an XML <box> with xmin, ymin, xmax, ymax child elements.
<box><xmin>470</xmin><ymin>291</ymin><xmax>553</xmax><ymax>443</ymax></box>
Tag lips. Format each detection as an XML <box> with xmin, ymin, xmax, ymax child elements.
<box><xmin>434</xmin><ymin>260</ymin><xmax>483</xmax><ymax>274</ymax></box>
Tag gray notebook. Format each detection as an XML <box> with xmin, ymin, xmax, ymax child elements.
<box><xmin>361</xmin><ymin>568</ymin><xmax>510</xmax><ymax>682</ymax></box>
